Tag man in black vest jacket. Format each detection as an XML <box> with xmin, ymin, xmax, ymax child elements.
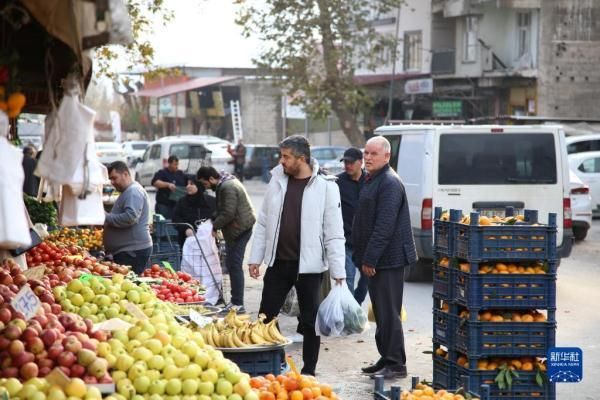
<box><xmin>352</xmin><ymin>136</ymin><xmax>418</xmax><ymax>379</ymax></box>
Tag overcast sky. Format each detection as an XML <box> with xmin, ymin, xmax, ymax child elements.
<box><xmin>147</xmin><ymin>0</ymin><xmax>261</xmax><ymax>68</ymax></box>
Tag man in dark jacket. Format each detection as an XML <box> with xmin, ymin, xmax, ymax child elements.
<box><xmin>197</xmin><ymin>166</ymin><xmax>256</xmax><ymax>310</ymax></box>
<box><xmin>151</xmin><ymin>155</ymin><xmax>187</xmax><ymax>219</ymax></box>
<box><xmin>336</xmin><ymin>147</ymin><xmax>368</xmax><ymax>304</ymax></box>
<box><xmin>352</xmin><ymin>136</ymin><xmax>417</xmax><ymax>379</ymax></box>
<box><xmin>172</xmin><ymin>176</ymin><xmax>217</xmax><ymax>248</ymax></box>
<box><xmin>22</xmin><ymin>146</ymin><xmax>38</xmax><ymax>196</ymax></box>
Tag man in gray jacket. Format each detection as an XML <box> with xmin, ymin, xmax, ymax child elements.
<box><xmin>248</xmin><ymin>135</ymin><xmax>346</xmax><ymax>376</ymax></box>
<box><xmin>104</xmin><ymin>161</ymin><xmax>152</xmax><ymax>274</ymax></box>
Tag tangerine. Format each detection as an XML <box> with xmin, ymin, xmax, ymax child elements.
<box><xmin>260</xmin><ymin>392</ymin><xmax>276</xmax><ymax>400</ymax></box>
<box><xmin>251</xmin><ymin>378</ymin><xmax>264</xmax><ymax>389</ymax></box>
<box><xmin>266</xmin><ymin>374</ymin><xmax>277</xmax><ymax>382</ymax></box>
<box><xmin>311</xmin><ymin>387</ymin><xmax>322</xmax><ymax>397</ymax></box>
<box><xmin>290</xmin><ymin>390</ymin><xmax>303</xmax><ymax>400</ymax></box>
<box><xmin>301</xmin><ymin>388</ymin><xmax>314</xmax><ymax>399</ymax></box>
<box><xmin>284</xmin><ymin>378</ymin><xmax>299</xmax><ymax>392</ymax></box>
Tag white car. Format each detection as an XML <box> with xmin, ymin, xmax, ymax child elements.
<box><xmin>122</xmin><ymin>141</ymin><xmax>149</xmax><ymax>166</ymax></box>
<box><xmin>95</xmin><ymin>142</ymin><xmax>127</xmax><ymax>166</ymax></box>
<box><xmin>569</xmin><ymin>169</ymin><xmax>592</xmax><ymax>240</ymax></box>
<box><xmin>312</xmin><ymin>146</ymin><xmax>346</xmax><ymax>175</ymax></box>
<box><xmin>568</xmin><ymin>150</ymin><xmax>600</xmax><ymax>217</ymax></box>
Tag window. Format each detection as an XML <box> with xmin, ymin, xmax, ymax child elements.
<box><xmin>567</xmin><ymin>140</ymin><xmax>600</xmax><ymax>154</ymax></box>
<box><xmin>170</xmin><ymin>144</ymin><xmax>191</xmax><ymax>159</ymax></box>
<box><xmin>438</xmin><ymin>133</ymin><xmax>557</xmax><ymax>185</ymax></box>
<box><xmin>463</xmin><ymin>16</ymin><xmax>478</xmax><ymax>63</ymax></box>
<box><xmin>149</xmin><ymin>145</ymin><xmax>161</xmax><ymax>160</ymax></box>
<box><xmin>132</xmin><ymin>143</ymin><xmax>148</xmax><ymax>150</ymax></box>
<box><xmin>383</xmin><ymin>135</ymin><xmax>402</xmax><ymax>172</ymax></box>
<box><xmin>578</xmin><ymin>158</ymin><xmax>600</xmax><ymax>173</ymax></box>
<box><xmin>403</xmin><ymin>31</ymin><xmax>422</xmax><ymax>71</ymax></box>
<box><xmin>517</xmin><ymin>12</ymin><xmax>531</xmax><ymax>58</ymax></box>
<box><xmin>142</xmin><ymin>148</ymin><xmax>151</xmax><ymax>161</ymax></box>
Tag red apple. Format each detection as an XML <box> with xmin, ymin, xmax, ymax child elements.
<box><xmin>27</xmin><ymin>337</ymin><xmax>45</xmax><ymax>354</ymax></box>
<box><xmin>39</xmin><ymin>292</ymin><xmax>55</xmax><ymax>304</ymax></box>
<box><xmin>47</xmin><ymin>343</ymin><xmax>64</xmax><ymax>360</ymax></box>
<box><xmin>8</xmin><ymin>340</ymin><xmax>25</xmax><ymax>356</ymax></box>
<box><xmin>70</xmin><ymin>364</ymin><xmax>85</xmax><ymax>378</ymax></box>
<box><xmin>12</xmin><ymin>351</ymin><xmax>34</xmax><ymax>368</ymax></box>
<box><xmin>21</xmin><ymin>327</ymin><xmax>38</xmax><ymax>341</ymax></box>
<box><xmin>51</xmin><ymin>304</ymin><xmax>62</xmax><ymax>315</ymax></box>
<box><xmin>2</xmin><ymin>367</ymin><xmax>18</xmax><ymax>378</ymax></box>
<box><xmin>91</xmin><ymin>330</ymin><xmax>107</xmax><ymax>342</ymax></box>
<box><xmin>62</xmin><ymin>336</ymin><xmax>82</xmax><ymax>353</ymax></box>
<box><xmin>38</xmin><ymin>358</ymin><xmax>54</xmax><ymax>370</ymax></box>
<box><xmin>0</xmin><ymin>308</ymin><xmax>11</xmax><ymax>323</ymax></box>
<box><xmin>57</xmin><ymin>352</ymin><xmax>76</xmax><ymax>368</ymax></box>
<box><xmin>20</xmin><ymin>362</ymin><xmax>39</xmax><ymax>380</ymax></box>
<box><xmin>58</xmin><ymin>366</ymin><xmax>70</xmax><ymax>376</ymax></box>
<box><xmin>83</xmin><ymin>375</ymin><xmax>97</xmax><ymax>384</ymax></box>
<box><xmin>0</xmin><ymin>272</ymin><xmax>13</xmax><ymax>286</ymax></box>
<box><xmin>4</xmin><ymin>325</ymin><xmax>22</xmax><ymax>340</ymax></box>
<box><xmin>0</xmin><ymin>336</ymin><xmax>10</xmax><ymax>350</ymax></box>
<box><xmin>39</xmin><ymin>366</ymin><xmax>52</xmax><ymax>377</ymax></box>
<box><xmin>0</xmin><ymin>352</ymin><xmax>11</xmax><ymax>368</ymax></box>
<box><xmin>41</xmin><ymin>329</ymin><xmax>59</xmax><ymax>347</ymax></box>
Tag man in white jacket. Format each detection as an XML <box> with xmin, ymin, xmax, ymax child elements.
<box><xmin>248</xmin><ymin>135</ymin><xmax>346</xmax><ymax>376</ymax></box>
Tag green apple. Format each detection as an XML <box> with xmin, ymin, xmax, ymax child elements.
<box><xmin>126</xmin><ymin>339</ymin><xmax>142</xmax><ymax>354</ymax></box>
<box><xmin>89</xmin><ymin>303</ymin><xmax>99</xmax><ymax>314</ymax></box>
<box><xmin>163</xmin><ymin>364</ymin><xmax>181</xmax><ymax>379</ymax></box>
<box><xmin>198</xmin><ymin>381</ymin><xmax>214</xmax><ymax>396</ymax></box>
<box><xmin>181</xmin><ymin>342</ymin><xmax>198</xmax><ymax>359</ymax></box>
<box><xmin>211</xmin><ymin>395</ymin><xmax>227</xmax><ymax>400</ymax></box>
<box><xmin>47</xmin><ymin>386</ymin><xmax>67</xmax><ymax>400</ymax></box>
<box><xmin>131</xmin><ymin>396</ymin><xmax>144</xmax><ymax>400</ymax></box>
<box><xmin>140</xmin><ymin>291</ymin><xmax>153</xmax><ymax>303</ymax></box>
<box><xmin>228</xmin><ymin>394</ymin><xmax>243</xmax><ymax>400</ymax></box>
<box><xmin>111</xmin><ymin>371</ymin><xmax>127</xmax><ymax>383</ymax></box>
<box><xmin>127</xmin><ymin>361</ymin><xmax>147</xmax><ymax>381</ymax></box>
<box><xmin>133</xmin><ymin>376</ymin><xmax>151</xmax><ymax>394</ymax></box>
<box><xmin>145</xmin><ymin>338</ymin><xmax>163</xmax><ymax>354</ymax></box>
<box><xmin>127</xmin><ymin>290</ymin><xmax>140</xmax><ymax>303</ymax></box>
<box><xmin>135</xmin><ymin>331</ymin><xmax>151</xmax><ymax>342</ymax></box>
<box><xmin>244</xmin><ymin>392</ymin><xmax>259</xmax><ymax>400</ymax></box>
<box><xmin>199</xmin><ymin>396</ymin><xmax>212</xmax><ymax>400</ymax></box>
<box><xmin>216</xmin><ymin>379</ymin><xmax>233</xmax><ymax>396</ymax></box>
<box><xmin>85</xmin><ymin>386</ymin><xmax>102</xmax><ymax>400</ymax></box>
<box><xmin>78</xmin><ymin>305</ymin><xmax>92</xmax><ymax>318</ymax></box>
<box><xmin>224</xmin><ymin>368</ymin><xmax>242</xmax><ymax>385</ymax></box>
<box><xmin>148</xmin><ymin>380</ymin><xmax>167</xmax><ymax>396</ymax></box>
<box><xmin>173</xmin><ymin>353</ymin><xmax>190</xmax><ymax>368</ymax></box>
<box><xmin>147</xmin><ymin>370</ymin><xmax>161</xmax><ymax>381</ymax></box>
<box><xmin>162</xmin><ymin>344</ymin><xmax>177</xmax><ymax>358</ymax></box>
<box><xmin>180</xmin><ymin>364</ymin><xmax>201</xmax><ymax>380</ymax></box>
<box><xmin>121</xmin><ymin>280</ymin><xmax>135</xmax><ymax>291</ymax></box>
<box><xmin>194</xmin><ymin>350</ymin><xmax>211</xmax><ymax>368</ymax></box>
<box><xmin>166</xmin><ymin>379</ymin><xmax>182</xmax><ymax>395</ymax></box>
<box><xmin>201</xmin><ymin>369</ymin><xmax>219</xmax><ymax>384</ymax></box>
<box><xmin>133</xmin><ymin>347</ymin><xmax>153</xmax><ymax>362</ymax></box>
<box><xmin>112</xmin><ymin>331</ymin><xmax>129</xmax><ymax>344</ymax></box>
<box><xmin>128</xmin><ymin>326</ymin><xmax>142</xmax><ymax>340</ymax></box>
<box><xmin>67</xmin><ymin>279</ymin><xmax>84</xmax><ymax>293</ymax></box>
<box><xmin>70</xmin><ymin>293</ymin><xmax>84</xmax><ymax>306</ymax></box>
<box><xmin>141</xmin><ymin>321</ymin><xmax>157</xmax><ymax>336</ymax></box>
<box><xmin>105</xmin><ymin>307</ymin><xmax>119</xmax><ymax>319</ymax></box>
<box><xmin>3</xmin><ymin>378</ymin><xmax>22</xmax><ymax>396</ymax></box>
<box><xmin>182</xmin><ymin>379</ymin><xmax>199</xmax><ymax>395</ymax></box>
<box><xmin>148</xmin><ymin>354</ymin><xmax>166</xmax><ymax>370</ymax></box>
<box><xmin>112</xmin><ymin>274</ymin><xmax>125</xmax><ymax>284</ymax></box>
<box><xmin>116</xmin><ymin>379</ymin><xmax>135</xmax><ymax>399</ymax></box>
<box><xmin>233</xmin><ymin>381</ymin><xmax>251</xmax><ymax>397</ymax></box>
<box><xmin>81</xmin><ymin>287</ymin><xmax>95</xmax><ymax>301</ymax></box>
<box><xmin>172</xmin><ymin>335</ymin><xmax>186</xmax><ymax>349</ymax></box>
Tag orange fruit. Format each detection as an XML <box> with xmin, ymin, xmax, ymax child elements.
<box><xmin>278</xmin><ymin>391</ymin><xmax>289</xmax><ymax>400</ymax></box>
<box><xmin>7</xmin><ymin>92</ymin><xmax>25</xmax><ymax>110</ymax></box>
<box><xmin>319</xmin><ymin>384</ymin><xmax>332</xmax><ymax>397</ymax></box>
<box><xmin>260</xmin><ymin>392</ymin><xmax>276</xmax><ymax>400</ymax></box>
<box><xmin>269</xmin><ymin>381</ymin><xmax>282</xmax><ymax>394</ymax></box>
<box><xmin>251</xmin><ymin>378</ymin><xmax>264</xmax><ymax>389</ymax></box>
<box><xmin>7</xmin><ymin>106</ymin><xmax>20</xmax><ymax>118</ymax></box>
<box><xmin>0</xmin><ymin>101</ymin><xmax>6</xmax><ymax>111</ymax></box>
<box><xmin>522</xmin><ymin>362</ymin><xmax>534</xmax><ymax>371</ymax></box>
<box><xmin>311</xmin><ymin>387</ymin><xmax>322</xmax><ymax>398</ymax></box>
<box><xmin>290</xmin><ymin>391</ymin><xmax>303</xmax><ymax>400</ymax></box>
<box><xmin>284</xmin><ymin>378</ymin><xmax>299</xmax><ymax>392</ymax></box>
<box><xmin>301</xmin><ymin>388</ymin><xmax>314</xmax><ymax>399</ymax></box>
<box><xmin>266</xmin><ymin>374</ymin><xmax>277</xmax><ymax>382</ymax></box>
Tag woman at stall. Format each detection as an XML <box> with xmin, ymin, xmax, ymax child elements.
<box><xmin>172</xmin><ymin>176</ymin><xmax>217</xmax><ymax>248</ymax></box>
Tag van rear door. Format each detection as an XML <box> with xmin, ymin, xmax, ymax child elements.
<box><xmin>434</xmin><ymin>130</ymin><xmax>564</xmax><ymax>246</ymax></box>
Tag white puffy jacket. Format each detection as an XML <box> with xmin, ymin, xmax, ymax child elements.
<box><xmin>249</xmin><ymin>159</ymin><xmax>346</xmax><ymax>279</ymax></box>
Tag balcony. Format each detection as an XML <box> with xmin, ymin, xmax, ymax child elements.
<box><xmin>432</xmin><ymin>49</ymin><xmax>456</xmax><ymax>75</ymax></box>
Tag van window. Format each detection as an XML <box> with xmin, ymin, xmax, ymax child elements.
<box><xmin>149</xmin><ymin>145</ymin><xmax>161</xmax><ymax>160</ymax></box>
<box><xmin>567</xmin><ymin>139</ymin><xmax>600</xmax><ymax>154</ymax></box>
<box><xmin>438</xmin><ymin>133</ymin><xmax>557</xmax><ymax>185</ymax></box>
<box><xmin>383</xmin><ymin>135</ymin><xmax>402</xmax><ymax>172</ymax></box>
<box><xmin>397</xmin><ymin>135</ymin><xmax>424</xmax><ymax>184</ymax></box>
<box><xmin>170</xmin><ymin>143</ymin><xmax>209</xmax><ymax>159</ymax></box>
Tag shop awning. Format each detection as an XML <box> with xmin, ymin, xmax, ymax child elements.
<box><xmin>354</xmin><ymin>73</ymin><xmax>429</xmax><ymax>86</ymax></box>
<box><xmin>134</xmin><ymin>76</ymin><xmax>241</xmax><ymax>98</ymax></box>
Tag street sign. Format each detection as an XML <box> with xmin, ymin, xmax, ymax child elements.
<box><xmin>404</xmin><ymin>78</ymin><xmax>433</xmax><ymax>94</ymax></box>
<box><xmin>433</xmin><ymin>100</ymin><xmax>463</xmax><ymax>118</ymax></box>
<box><xmin>159</xmin><ymin>97</ymin><xmax>173</xmax><ymax>114</ymax></box>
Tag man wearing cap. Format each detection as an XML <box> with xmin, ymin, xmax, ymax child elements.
<box><xmin>336</xmin><ymin>147</ymin><xmax>368</xmax><ymax>304</ymax></box>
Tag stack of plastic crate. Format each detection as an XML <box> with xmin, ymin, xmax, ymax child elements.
<box><xmin>432</xmin><ymin>207</ymin><xmax>557</xmax><ymax>400</ymax></box>
<box><xmin>149</xmin><ymin>216</ymin><xmax>181</xmax><ymax>270</ymax></box>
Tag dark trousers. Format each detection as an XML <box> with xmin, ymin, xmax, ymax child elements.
<box><xmin>368</xmin><ymin>267</ymin><xmax>407</xmax><ymax>369</ymax></box>
<box><xmin>259</xmin><ymin>260</ymin><xmax>323</xmax><ymax>375</ymax></box>
<box><xmin>225</xmin><ymin>229</ymin><xmax>252</xmax><ymax>306</ymax></box>
<box><xmin>234</xmin><ymin>164</ymin><xmax>244</xmax><ymax>182</ymax></box>
<box><xmin>113</xmin><ymin>247</ymin><xmax>152</xmax><ymax>275</ymax></box>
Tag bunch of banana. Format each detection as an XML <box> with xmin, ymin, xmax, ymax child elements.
<box><xmin>198</xmin><ymin>311</ymin><xmax>288</xmax><ymax>348</ymax></box>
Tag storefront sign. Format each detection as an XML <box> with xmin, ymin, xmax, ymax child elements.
<box><xmin>433</xmin><ymin>100</ymin><xmax>463</xmax><ymax>118</ymax></box>
<box><xmin>404</xmin><ymin>78</ymin><xmax>433</xmax><ymax>94</ymax></box>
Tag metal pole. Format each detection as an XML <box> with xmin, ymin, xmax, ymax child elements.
<box><xmin>385</xmin><ymin>5</ymin><xmax>402</xmax><ymax>124</ymax></box>
<box><xmin>327</xmin><ymin>116</ymin><xmax>332</xmax><ymax>145</ymax></box>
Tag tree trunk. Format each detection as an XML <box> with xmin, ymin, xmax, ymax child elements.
<box><xmin>332</xmin><ymin>104</ymin><xmax>365</xmax><ymax>147</ymax></box>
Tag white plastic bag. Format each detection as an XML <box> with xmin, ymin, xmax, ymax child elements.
<box><xmin>281</xmin><ymin>287</ymin><xmax>300</xmax><ymax>317</ymax></box>
<box><xmin>0</xmin><ymin>133</ymin><xmax>32</xmax><ymax>249</ymax></box>
<box><xmin>315</xmin><ymin>284</ymin><xmax>368</xmax><ymax>337</ymax></box>
<box><xmin>181</xmin><ymin>220</ymin><xmax>223</xmax><ymax>305</ymax></box>
<box><xmin>58</xmin><ymin>184</ymin><xmax>105</xmax><ymax>226</ymax></box>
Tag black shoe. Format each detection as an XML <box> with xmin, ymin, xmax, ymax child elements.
<box><xmin>369</xmin><ymin>366</ymin><xmax>408</xmax><ymax>380</ymax></box>
<box><xmin>361</xmin><ymin>359</ymin><xmax>385</xmax><ymax>374</ymax></box>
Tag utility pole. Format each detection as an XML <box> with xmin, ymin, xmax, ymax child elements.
<box><xmin>385</xmin><ymin>5</ymin><xmax>402</xmax><ymax>124</ymax></box>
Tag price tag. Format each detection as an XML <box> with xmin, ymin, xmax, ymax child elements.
<box><xmin>189</xmin><ymin>309</ymin><xmax>213</xmax><ymax>327</ymax></box>
<box><xmin>94</xmin><ymin>318</ymin><xmax>133</xmax><ymax>331</ymax></box>
<box><xmin>46</xmin><ymin>367</ymin><xmax>71</xmax><ymax>388</ymax></box>
<box><xmin>125</xmin><ymin>302</ymin><xmax>149</xmax><ymax>320</ymax></box>
<box><xmin>11</xmin><ymin>285</ymin><xmax>41</xmax><ymax>320</ymax></box>
<box><xmin>23</xmin><ymin>266</ymin><xmax>45</xmax><ymax>280</ymax></box>
<box><xmin>162</xmin><ymin>261</ymin><xmax>176</xmax><ymax>274</ymax></box>
<box><xmin>79</xmin><ymin>273</ymin><xmax>93</xmax><ymax>282</ymax></box>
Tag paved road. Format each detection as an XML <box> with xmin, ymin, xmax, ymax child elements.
<box><xmin>151</xmin><ymin>179</ymin><xmax>599</xmax><ymax>399</ymax></box>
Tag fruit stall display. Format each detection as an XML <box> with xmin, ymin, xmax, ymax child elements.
<box><xmin>432</xmin><ymin>208</ymin><xmax>556</xmax><ymax>400</ymax></box>
<box><xmin>0</xmin><ymin>235</ymin><xmax>341</xmax><ymax>400</ymax></box>
<box><xmin>47</xmin><ymin>228</ymin><xmax>104</xmax><ymax>252</ymax></box>
<box><xmin>138</xmin><ymin>265</ymin><xmax>206</xmax><ymax>304</ymax></box>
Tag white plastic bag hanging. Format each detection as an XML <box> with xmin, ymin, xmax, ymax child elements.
<box><xmin>0</xmin><ymin>115</ymin><xmax>31</xmax><ymax>249</ymax></box>
<box><xmin>316</xmin><ymin>284</ymin><xmax>368</xmax><ymax>337</ymax></box>
<box><xmin>58</xmin><ymin>184</ymin><xmax>105</xmax><ymax>227</ymax></box>
<box><xmin>281</xmin><ymin>287</ymin><xmax>300</xmax><ymax>317</ymax></box>
<box><xmin>181</xmin><ymin>220</ymin><xmax>223</xmax><ymax>305</ymax></box>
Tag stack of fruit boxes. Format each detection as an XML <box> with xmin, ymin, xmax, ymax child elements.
<box><xmin>432</xmin><ymin>207</ymin><xmax>557</xmax><ymax>400</ymax></box>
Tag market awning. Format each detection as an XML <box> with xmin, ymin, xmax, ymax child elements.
<box><xmin>134</xmin><ymin>76</ymin><xmax>241</xmax><ymax>98</ymax></box>
<box><xmin>354</xmin><ymin>73</ymin><xmax>429</xmax><ymax>86</ymax></box>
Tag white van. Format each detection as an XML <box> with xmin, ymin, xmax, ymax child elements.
<box><xmin>375</xmin><ymin>124</ymin><xmax>574</xmax><ymax>280</ymax></box>
<box><xmin>135</xmin><ymin>135</ymin><xmax>234</xmax><ymax>186</ymax></box>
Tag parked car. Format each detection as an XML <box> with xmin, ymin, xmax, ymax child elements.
<box><xmin>95</xmin><ymin>142</ymin><xmax>127</xmax><ymax>166</ymax></box>
<box><xmin>134</xmin><ymin>135</ymin><xmax>233</xmax><ymax>186</ymax></box>
<box><xmin>312</xmin><ymin>146</ymin><xmax>346</xmax><ymax>175</ymax></box>
<box><xmin>568</xmin><ymin>150</ymin><xmax>600</xmax><ymax>217</ymax></box>
<box><xmin>566</xmin><ymin>134</ymin><xmax>600</xmax><ymax>155</ymax></box>
<box><xmin>122</xmin><ymin>141</ymin><xmax>149</xmax><ymax>166</ymax></box>
<box><xmin>569</xmin><ymin>169</ymin><xmax>592</xmax><ymax>240</ymax></box>
<box><xmin>375</xmin><ymin>124</ymin><xmax>573</xmax><ymax>281</ymax></box>
<box><xmin>243</xmin><ymin>144</ymin><xmax>280</xmax><ymax>179</ymax></box>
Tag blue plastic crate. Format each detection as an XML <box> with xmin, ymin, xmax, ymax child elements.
<box><xmin>374</xmin><ymin>375</ymin><xmax>489</xmax><ymax>400</ymax></box>
<box><xmin>455</xmin><ymin>269</ymin><xmax>557</xmax><ymax>309</ymax></box>
<box><xmin>456</xmin><ymin>366</ymin><xmax>555</xmax><ymax>400</ymax></box>
<box><xmin>220</xmin><ymin>347</ymin><xmax>282</xmax><ymax>377</ymax></box>
<box><xmin>454</xmin><ymin>316</ymin><xmax>556</xmax><ymax>358</ymax></box>
<box><xmin>455</xmin><ymin>210</ymin><xmax>557</xmax><ymax>262</ymax></box>
<box><xmin>433</xmin><ymin>258</ymin><xmax>454</xmax><ymax>300</ymax></box>
<box><xmin>433</xmin><ymin>354</ymin><xmax>456</xmax><ymax>390</ymax></box>
<box><xmin>434</xmin><ymin>208</ymin><xmax>462</xmax><ymax>256</ymax></box>
<box><xmin>433</xmin><ymin>309</ymin><xmax>454</xmax><ymax>347</ymax></box>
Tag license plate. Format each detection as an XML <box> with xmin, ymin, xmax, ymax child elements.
<box><xmin>477</xmin><ymin>208</ymin><xmax>523</xmax><ymax>218</ymax></box>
